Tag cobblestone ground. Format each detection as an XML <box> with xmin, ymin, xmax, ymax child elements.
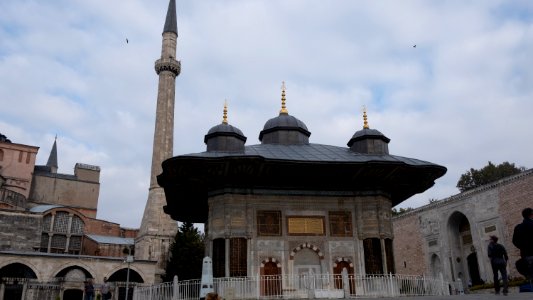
<box><xmin>356</xmin><ymin>292</ymin><xmax>532</xmax><ymax>300</ymax></box>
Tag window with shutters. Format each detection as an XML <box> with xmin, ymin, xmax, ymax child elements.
<box><xmin>213</xmin><ymin>238</ymin><xmax>225</xmax><ymax>278</ymax></box>
<box><xmin>230</xmin><ymin>238</ymin><xmax>247</xmax><ymax>277</ymax></box>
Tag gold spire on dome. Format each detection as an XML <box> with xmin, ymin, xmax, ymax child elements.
<box><xmin>222</xmin><ymin>100</ymin><xmax>228</xmax><ymax>124</ymax></box>
<box><xmin>362</xmin><ymin>105</ymin><xmax>369</xmax><ymax>129</ymax></box>
<box><xmin>280</xmin><ymin>81</ymin><xmax>288</xmax><ymax>114</ymax></box>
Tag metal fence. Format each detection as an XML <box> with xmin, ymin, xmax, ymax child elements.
<box><xmin>133</xmin><ymin>273</ymin><xmax>450</xmax><ymax>300</ymax></box>
<box><xmin>0</xmin><ymin>278</ymin><xmax>61</xmax><ymax>300</ymax></box>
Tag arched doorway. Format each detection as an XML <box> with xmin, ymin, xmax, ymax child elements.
<box><xmin>260</xmin><ymin>258</ymin><xmax>281</xmax><ymax>296</ymax></box>
<box><xmin>108</xmin><ymin>268</ymin><xmax>144</xmax><ymax>300</ymax></box>
<box><xmin>0</xmin><ymin>263</ymin><xmax>38</xmax><ymax>300</ymax></box>
<box><xmin>294</xmin><ymin>248</ymin><xmax>321</xmax><ymax>275</ymax></box>
<box><xmin>467</xmin><ymin>253</ymin><xmax>482</xmax><ymax>286</ymax></box>
<box><xmin>290</xmin><ymin>243</ymin><xmax>323</xmax><ymax>275</ymax></box>
<box><xmin>447</xmin><ymin>211</ymin><xmax>481</xmax><ymax>285</ymax></box>
<box><xmin>55</xmin><ymin>266</ymin><xmax>93</xmax><ymax>300</ymax></box>
<box><xmin>63</xmin><ymin>289</ymin><xmax>83</xmax><ymax>300</ymax></box>
<box><xmin>56</xmin><ymin>266</ymin><xmax>93</xmax><ymax>280</ymax></box>
<box><xmin>333</xmin><ymin>259</ymin><xmax>355</xmax><ymax>294</ymax></box>
<box><xmin>430</xmin><ymin>254</ymin><xmax>443</xmax><ymax>278</ymax></box>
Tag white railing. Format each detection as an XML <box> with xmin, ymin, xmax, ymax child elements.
<box><xmin>133</xmin><ymin>273</ymin><xmax>449</xmax><ymax>300</ymax></box>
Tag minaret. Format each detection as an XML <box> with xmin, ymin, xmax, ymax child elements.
<box><xmin>46</xmin><ymin>137</ymin><xmax>58</xmax><ymax>174</ymax></box>
<box><xmin>136</xmin><ymin>0</ymin><xmax>180</xmax><ymax>279</ymax></box>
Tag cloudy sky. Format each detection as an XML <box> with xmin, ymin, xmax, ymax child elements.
<box><xmin>1</xmin><ymin>0</ymin><xmax>532</xmax><ymax>228</ymax></box>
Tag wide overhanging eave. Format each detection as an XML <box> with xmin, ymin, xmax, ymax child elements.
<box><xmin>158</xmin><ymin>155</ymin><xmax>446</xmax><ymax>222</ymax></box>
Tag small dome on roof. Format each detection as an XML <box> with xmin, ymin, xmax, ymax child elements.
<box><xmin>347</xmin><ymin>109</ymin><xmax>390</xmax><ymax>154</ymax></box>
<box><xmin>259</xmin><ymin>113</ymin><xmax>311</xmax><ymax>145</ymax></box>
<box><xmin>206</xmin><ymin>123</ymin><xmax>245</xmax><ymax>137</ymax></box>
<box><xmin>348</xmin><ymin>128</ymin><xmax>390</xmax><ymax>145</ymax></box>
<box><xmin>262</xmin><ymin>114</ymin><xmax>309</xmax><ymax>132</ymax></box>
<box><xmin>259</xmin><ymin>82</ymin><xmax>311</xmax><ymax>145</ymax></box>
<box><xmin>204</xmin><ymin>102</ymin><xmax>247</xmax><ymax>152</ymax></box>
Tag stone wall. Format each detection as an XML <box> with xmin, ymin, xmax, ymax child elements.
<box><xmin>0</xmin><ymin>211</ymin><xmax>41</xmax><ymax>251</ymax></box>
<box><xmin>392</xmin><ymin>212</ymin><xmax>426</xmax><ymax>275</ymax></box>
<box><xmin>0</xmin><ymin>141</ymin><xmax>38</xmax><ymax>199</ymax></box>
<box><xmin>83</xmin><ymin>238</ymin><xmax>127</xmax><ymax>257</ymax></box>
<box><xmin>392</xmin><ymin>169</ymin><xmax>533</xmax><ymax>284</ymax></box>
<box><xmin>498</xmin><ymin>172</ymin><xmax>533</xmax><ymax>267</ymax></box>
<box><xmin>84</xmin><ymin>218</ymin><xmax>122</xmax><ymax>237</ymax></box>
<box><xmin>29</xmin><ymin>174</ymin><xmax>100</xmax><ymax>218</ymax></box>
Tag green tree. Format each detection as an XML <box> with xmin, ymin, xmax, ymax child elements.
<box><xmin>428</xmin><ymin>198</ymin><xmax>439</xmax><ymax>204</ymax></box>
<box><xmin>391</xmin><ymin>207</ymin><xmax>414</xmax><ymax>216</ymax></box>
<box><xmin>163</xmin><ymin>222</ymin><xmax>205</xmax><ymax>282</ymax></box>
<box><xmin>456</xmin><ymin>161</ymin><xmax>525</xmax><ymax>192</ymax></box>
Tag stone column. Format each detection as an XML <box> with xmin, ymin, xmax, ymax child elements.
<box><xmin>225</xmin><ymin>237</ymin><xmax>230</xmax><ymax>277</ymax></box>
<box><xmin>380</xmin><ymin>238</ymin><xmax>388</xmax><ymax>274</ymax></box>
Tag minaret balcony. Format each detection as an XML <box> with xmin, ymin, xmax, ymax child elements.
<box><xmin>155</xmin><ymin>58</ymin><xmax>181</xmax><ymax>76</ymax></box>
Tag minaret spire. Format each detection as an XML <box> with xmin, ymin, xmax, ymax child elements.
<box><xmin>46</xmin><ymin>136</ymin><xmax>58</xmax><ymax>174</ymax></box>
<box><xmin>163</xmin><ymin>0</ymin><xmax>177</xmax><ymax>35</ymax></box>
<box><xmin>137</xmin><ymin>0</ymin><xmax>181</xmax><ymax>279</ymax></box>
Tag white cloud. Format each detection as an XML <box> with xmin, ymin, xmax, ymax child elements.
<box><xmin>1</xmin><ymin>0</ymin><xmax>532</xmax><ymax>227</ymax></box>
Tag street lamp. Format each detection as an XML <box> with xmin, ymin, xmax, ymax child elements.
<box><xmin>124</xmin><ymin>246</ymin><xmax>134</xmax><ymax>300</ymax></box>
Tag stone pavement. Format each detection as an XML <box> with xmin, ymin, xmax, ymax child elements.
<box><xmin>356</xmin><ymin>293</ymin><xmax>532</xmax><ymax>300</ymax></box>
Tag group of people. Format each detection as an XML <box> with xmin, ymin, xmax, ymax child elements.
<box><xmin>83</xmin><ymin>277</ymin><xmax>112</xmax><ymax>300</ymax></box>
<box><xmin>487</xmin><ymin>207</ymin><xmax>533</xmax><ymax>295</ymax></box>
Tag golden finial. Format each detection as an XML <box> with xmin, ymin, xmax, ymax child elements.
<box><xmin>222</xmin><ymin>100</ymin><xmax>228</xmax><ymax>124</ymax></box>
<box><xmin>280</xmin><ymin>81</ymin><xmax>288</xmax><ymax>114</ymax></box>
<box><xmin>362</xmin><ymin>105</ymin><xmax>369</xmax><ymax>129</ymax></box>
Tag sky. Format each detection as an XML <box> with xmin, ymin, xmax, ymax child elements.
<box><xmin>1</xmin><ymin>0</ymin><xmax>532</xmax><ymax>228</ymax></box>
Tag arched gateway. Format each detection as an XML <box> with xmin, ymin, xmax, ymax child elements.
<box><xmin>158</xmin><ymin>92</ymin><xmax>446</xmax><ymax>283</ymax></box>
<box><xmin>260</xmin><ymin>258</ymin><xmax>281</xmax><ymax>296</ymax></box>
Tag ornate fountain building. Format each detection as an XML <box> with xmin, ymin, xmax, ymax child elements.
<box><xmin>158</xmin><ymin>86</ymin><xmax>446</xmax><ymax>281</ymax></box>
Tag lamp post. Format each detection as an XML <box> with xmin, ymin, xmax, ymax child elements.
<box><xmin>124</xmin><ymin>246</ymin><xmax>134</xmax><ymax>300</ymax></box>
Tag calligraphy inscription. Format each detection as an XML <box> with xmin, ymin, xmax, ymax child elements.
<box><xmin>287</xmin><ymin>217</ymin><xmax>324</xmax><ymax>235</ymax></box>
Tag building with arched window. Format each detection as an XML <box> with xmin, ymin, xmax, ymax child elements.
<box><xmin>0</xmin><ymin>135</ymin><xmax>156</xmax><ymax>299</ymax></box>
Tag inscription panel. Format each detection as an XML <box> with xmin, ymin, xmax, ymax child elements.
<box><xmin>287</xmin><ymin>216</ymin><xmax>325</xmax><ymax>236</ymax></box>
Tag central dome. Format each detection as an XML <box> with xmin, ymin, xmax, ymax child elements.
<box><xmin>259</xmin><ymin>82</ymin><xmax>311</xmax><ymax>144</ymax></box>
<box><xmin>259</xmin><ymin>113</ymin><xmax>311</xmax><ymax>144</ymax></box>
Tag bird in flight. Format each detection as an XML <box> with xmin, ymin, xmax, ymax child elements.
<box><xmin>126</xmin><ymin>38</ymin><xmax>129</xmax><ymax>44</ymax></box>
<box><xmin>413</xmin><ymin>44</ymin><xmax>416</xmax><ymax>48</ymax></box>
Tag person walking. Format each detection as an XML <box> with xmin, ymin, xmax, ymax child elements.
<box><xmin>84</xmin><ymin>279</ymin><xmax>95</xmax><ymax>300</ymax></box>
<box><xmin>512</xmin><ymin>207</ymin><xmax>533</xmax><ymax>280</ymax></box>
<box><xmin>487</xmin><ymin>235</ymin><xmax>509</xmax><ymax>295</ymax></box>
<box><xmin>101</xmin><ymin>277</ymin><xmax>111</xmax><ymax>300</ymax></box>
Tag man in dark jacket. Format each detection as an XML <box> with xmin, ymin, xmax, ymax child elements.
<box><xmin>488</xmin><ymin>235</ymin><xmax>509</xmax><ymax>295</ymax></box>
<box><xmin>512</xmin><ymin>207</ymin><xmax>533</xmax><ymax>279</ymax></box>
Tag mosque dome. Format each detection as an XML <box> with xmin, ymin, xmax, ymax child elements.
<box><xmin>206</xmin><ymin>123</ymin><xmax>245</xmax><ymax>137</ymax></box>
<box><xmin>259</xmin><ymin>82</ymin><xmax>311</xmax><ymax>145</ymax></box>
<box><xmin>348</xmin><ymin>128</ymin><xmax>390</xmax><ymax>144</ymax></box>
<box><xmin>204</xmin><ymin>103</ymin><xmax>247</xmax><ymax>152</ymax></box>
<box><xmin>347</xmin><ymin>109</ymin><xmax>390</xmax><ymax>154</ymax></box>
